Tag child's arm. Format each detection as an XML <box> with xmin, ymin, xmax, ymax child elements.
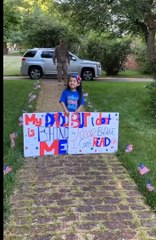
<box><xmin>60</xmin><ymin>102</ymin><xmax>70</xmax><ymax>116</ymax></box>
<box><xmin>74</xmin><ymin>94</ymin><xmax>85</xmax><ymax>114</ymax></box>
<box><xmin>74</xmin><ymin>105</ymin><xmax>84</xmax><ymax>114</ymax></box>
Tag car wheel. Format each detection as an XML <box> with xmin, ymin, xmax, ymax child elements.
<box><xmin>81</xmin><ymin>69</ymin><xmax>94</xmax><ymax>81</ymax></box>
<box><xmin>29</xmin><ymin>67</ymin><xmax>42</xmax><ymax>80</ymax></box>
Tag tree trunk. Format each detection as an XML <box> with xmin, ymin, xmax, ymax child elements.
<box><xmin>3</xmin><ymin>42</ymin><xmax>8</xmax><ymax>55</ymax></box>
<box><xmin>144</xmin><ymin>13</ymin><xmax>156</xmax><ymax>63</ymax></box>
<box><xmin>147</xmin><ymin>28</ymin><xmax>156</xmax><ymax>62</ymax></box>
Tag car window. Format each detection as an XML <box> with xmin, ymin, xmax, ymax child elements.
<box><xmin>41</xmin><ymin>51</ymin><xmax>53</xmax><ymax>58</ymax></box>
<box><xmin>69</xmin><ymin>54</ymin><xmax>76</xmax><ymax>61</ymax></box>
<box><xmin>24</xmin><ymin>50</ymin><xmax>37</xmax><ymax>57</ymax></box>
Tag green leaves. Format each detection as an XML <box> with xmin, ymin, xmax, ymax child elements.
<box><xmin>79</xmin><ymin>32</ymin><xmax>131</xmax><ymax>76</ymax></box>
<box><xmin>3</xmin><ymin>0</ymin><xmax>22</xmax><ymax>40</ymax></box>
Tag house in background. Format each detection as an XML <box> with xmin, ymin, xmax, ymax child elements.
<box><xmin>125</xmin><ymin>54</ymin><xmax>140</xmax><ymax>70</ymax></box>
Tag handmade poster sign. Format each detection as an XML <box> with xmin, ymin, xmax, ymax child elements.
<box><xmin>23</xmin><ymin>112</ymin><xmax>68</xmax><ymax>157</ymax></box>
<box><xmin>23</xmin><ymin>112</ymin><xmax>119</xmax><ymax>157</ymax></box>
<box><xmin>68</xmin><ymin>112</ymin><xmax>119</xmax><ymax>154</ymax></box>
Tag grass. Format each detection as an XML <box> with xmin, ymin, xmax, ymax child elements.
<box><xmin>3</xmin><ymin>79</ymin><xmax>40</xmax><ymax>222</ymax></box>
<box><xmin>3</xmin><ymin>55</ymin><xmax>21</xmax><ymax>76</ymax></box>
<box><xmin>118</xmin><ymin>69</ymin><xmax>151</xmax><ymax>78</ymax></box>
<box><xmin>101</xmin><ymin>69</ymin><xmax>151</xmax><ymax>78</ymax></box>
<box><xmin>83</xmin><ymin>81</ymin><xmax>156</xmax><ymax>210</ymax></box>
<box><xmin>7</xmin><ymin>51</ymin><xmax>22</xmax><ymax>56</ymax></box>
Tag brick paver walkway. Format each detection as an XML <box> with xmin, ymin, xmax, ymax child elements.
<box><xmin>4</xmin><ymin>79</ymin><xmax>156</xmax><ymax>240</ymax></box>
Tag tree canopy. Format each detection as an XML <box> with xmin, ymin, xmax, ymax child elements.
<box><xmin>3</xmin><ymin>0</ymin><xmax>156</xmax><ymax>72</ymax></box>
<box><xmin>3</xmin><ymin>0</ymin><xmax>23</xmax><ymax>40</ymax></box>
<box><xmin>57</xmin><ymin>0</ymin><xmax>156</xmax><ymax>63</ymax></box>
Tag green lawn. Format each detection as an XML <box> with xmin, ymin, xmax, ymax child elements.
<box><xmin>4</xmin><ymin>55</ymin><xmax>21</xmax><ymax>75</ymax></box>
<box><xmin>83</xmin><ymin>81</ymin><xmax>156</xmax><ymax>210</ymax></box>
<box><xmin>101</xmin><ymin>69</ymin><xmax>151</xmax><ymax>78</ymax></box>
<box><xmin>118</xmin><ymin>69</ymin><xmax>151</xmax><ymax>78</ymax></box>
<box><xmin>3</xmin><ymin>79</ymin><xmax>39</xmax><ymax>222</ymax></box>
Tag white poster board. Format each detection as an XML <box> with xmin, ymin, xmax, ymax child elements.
<box><xmin>68</xmin><ymin>112</ymin><xmax>119</xmax><ymax>154</ymax></box>
<box><xmin>23</xmin><ymin>112</ymin><xmax>119</xmax><ymax>157</ymax></box>
<box><xmin>23</xmin><ymin>112</ymin><xmax>68</xmax><ymax>157</ymax></box>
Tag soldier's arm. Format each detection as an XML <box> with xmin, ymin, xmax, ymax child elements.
<box><xmin>66</xmin><ymin>48</ymin><xmax>70</xmax><ymax>65</ymax></box>
<box><xmin>53</xmin><ymin>47</ymin><xmax>58</xmax><ymax>64</ymax></box>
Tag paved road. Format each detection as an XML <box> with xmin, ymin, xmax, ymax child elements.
<box><xmin>97</xmin><ymin>77</ymin><xmax>154</xmax><ymax>82</ymax></box>
<box><xmin>3</xmin><ymin>75</ymin><xmax>154</xmax><ymax>82</ymax></box>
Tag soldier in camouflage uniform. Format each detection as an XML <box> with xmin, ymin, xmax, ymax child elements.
<box><xmin>53</xmin><ymin>38</ymin><xmax>70</xmax><ymax>86</ymax></box>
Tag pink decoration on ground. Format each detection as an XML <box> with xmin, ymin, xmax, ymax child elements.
<box><xmin>125</xmin><ymin>144</ymin><xmax>133</xmax><ymax>152</ymax></box>
<box><xmin>146</xmin><ymin>180</ymin><xmax>154</xmax><ymax>192</ymax></box>
<box><xmin>138</xmin><ymin>163</ymin><xmax>150</xmax><ymax>175</ymax></box>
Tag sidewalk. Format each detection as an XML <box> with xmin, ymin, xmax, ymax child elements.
<box><xmin>4</xmin><ymin>79</ymin><xmax>156</xmax><ymax>240</ymax></box>
<box><xmin>3</xmin><ymin>75</ymin><xmax>154</xmax><ymax>82</ymax></box>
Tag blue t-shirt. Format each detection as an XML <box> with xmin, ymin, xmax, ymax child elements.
<box><xmin>59</xmin><ymin>89</ymin><xmax>84</xmax><ymax>112</ymax></box>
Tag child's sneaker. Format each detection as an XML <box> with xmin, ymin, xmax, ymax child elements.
<box><xmin>138</xmin><ymin>163</ymin><xmax>150</xmax><ymax>175</ymax></box>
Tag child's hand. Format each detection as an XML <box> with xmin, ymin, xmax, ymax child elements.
<box><xmin>74</xmin><ymin>110</ymin><xmax>79</xmax><ymax>115</ymax></box>
<box><xmin>64</xmin><ymin>109</ymin><xmax>69</xmax><ymax>116</ymax></box>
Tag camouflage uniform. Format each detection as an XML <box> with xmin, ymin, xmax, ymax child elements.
<box><xmin>53</xmin><ymin>43</ymin><xmax>70</xmax><ymax>84</ymax></box>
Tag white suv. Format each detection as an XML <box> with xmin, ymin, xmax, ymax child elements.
<box><xmin>20</xmin><ymin>48</ymin><xmax>102</xmax><ymax>80</ymax></box>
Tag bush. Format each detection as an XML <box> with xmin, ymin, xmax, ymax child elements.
<box><xmin>78</xmin><ymin>32</ymin><xmax>131</xmax><ymax>76</ymax></box>
<box><xmin>134</xmin><ymin>42</ymin><xmax>156</xmax><ymax>75</ymax></box>
<box><xmin>133</xmin><ymin>39</ymin><xmax>156</xmax><ymax>118</ymax></box>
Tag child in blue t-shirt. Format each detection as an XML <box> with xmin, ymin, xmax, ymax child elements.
<box><xmin>59</xmin><ymin>74</ymin><xmax>85</xmax><ymax>116</ymax></box>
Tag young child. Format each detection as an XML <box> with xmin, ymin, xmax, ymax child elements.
<box><xmin>59</xmin><ymin>74</ymin><xmax>85</xmax><ymax>116</ymax></box>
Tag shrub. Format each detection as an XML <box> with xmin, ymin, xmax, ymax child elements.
<box><xmin>78</xmin><ymin>32</ymin><xmax>131</xmax><ymax>76</ymax></box>
<box><xmin>134</xmin><ymin>42</ymin><xmax>156</xmax><ymax>75</ymax></box>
